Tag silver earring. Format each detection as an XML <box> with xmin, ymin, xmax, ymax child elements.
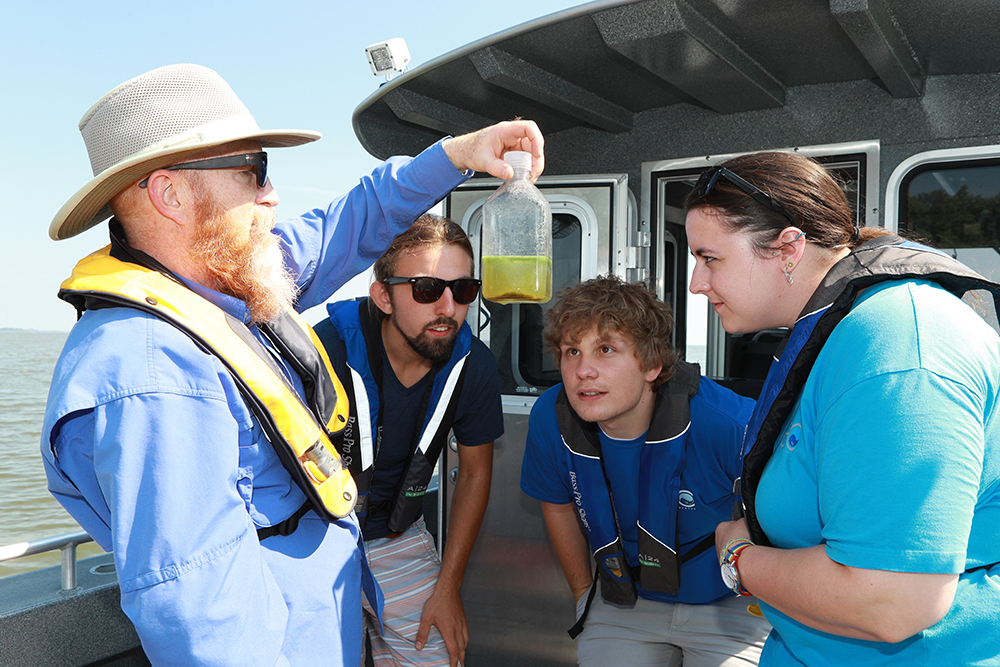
<box><xmin>785</xmin><ymin>262</ymin><xmax>794</xmax><ymax>286</ymax></box>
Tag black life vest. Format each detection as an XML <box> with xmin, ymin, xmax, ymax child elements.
<box><xmin>742</xmin><ymin>236</ymin><xmax>1000</xmax><ymax>547</ymax></box>
<box><xmin>554</xmin><ymin>360</ymin><xmax>703</xmax><ymax>605</ymax></box>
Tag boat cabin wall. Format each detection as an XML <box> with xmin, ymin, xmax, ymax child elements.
<box><xmin>542</xmin><ymin>72</ymin><xmax>1000</xmax><ymax>227</ymax></box>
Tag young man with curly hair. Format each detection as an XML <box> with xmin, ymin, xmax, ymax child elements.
<box><xmin>520</xmin><ymin>275</ymin><xmax>770</xmax><ymax>666</ymax></box>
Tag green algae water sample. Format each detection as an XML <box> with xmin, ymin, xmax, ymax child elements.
<box><xmin>482</xmin><ymin>255</ymin><xmax>553</xmax><ymax>304</ymax></box>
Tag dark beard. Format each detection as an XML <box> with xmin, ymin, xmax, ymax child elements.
<box><xmin>392</xmin><ymin>313</ymin><xmax>458</xmax><ymax>364</ymax></box>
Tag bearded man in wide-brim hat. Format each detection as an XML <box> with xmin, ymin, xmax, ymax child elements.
<box><xmin>40</xmin><ymin>63</ymin><xmax>543</xmax><ymax>666</ymax></box>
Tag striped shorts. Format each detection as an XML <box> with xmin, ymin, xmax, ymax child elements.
<box><xmin>362</xmin><ymin>518</ymin><xmax>451</xmax><ymax>667</ymax></box>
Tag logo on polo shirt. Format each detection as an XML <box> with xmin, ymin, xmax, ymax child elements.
<box><xmin>678</xmin><ymin>489</ymin><xmax>696</xmax><ymax>510</ymax></box>
<box><xmin>778</xmin><ymin>422</ymin><xmax>804</xmax><ymax>452</ymax></box>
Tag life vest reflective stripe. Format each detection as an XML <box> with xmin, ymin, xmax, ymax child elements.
<box><xmin>555</xmin><ymin>360</ymin><xmax>701</xmax><ymax>603</ymax></box>
<box><xmin>742</xmin><ymin>236</ymin><xmax>1000</xmax><ymax>546</ymax></box>
<box><xmin>325</xmin><ymin>299</ymin><xmax>471</xmax><ymax>533</ymax></box>
<box><xmin>58</xmin><ymin>245</ymin><xmax>357</xmax><ymax>521</ymax></box>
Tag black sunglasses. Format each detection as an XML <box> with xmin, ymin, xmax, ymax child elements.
<box><xmin>690</xmin><ymin>166</ymin><xmax>796</xmax><ymax>226</ymax></box>
<box><xmin>138</xmin><ymin>152</ymin><xmax>268</xmax><ymax>189</ymax></box>
<box><xmin>384</xmin><ymin>276</ymin><xmax>482</xmax><ymax>304</ymax></box>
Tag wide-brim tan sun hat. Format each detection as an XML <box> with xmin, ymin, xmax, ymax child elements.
<box><xmin>50</xmin><ymin>63</ymin><xmax>321</xmax><ymax>240</ymax></box>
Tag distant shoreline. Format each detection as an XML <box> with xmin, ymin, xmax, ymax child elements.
<box><xmin>0</xmin><ymin>328</ymin><xmax>68</xmax><ymax>335</ymax></box>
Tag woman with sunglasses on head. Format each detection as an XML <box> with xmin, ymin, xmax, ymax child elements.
<box><xmin>684</xmin><ymin>150</ymin><xmax>1000</xmax><ymax>666</ymax></box>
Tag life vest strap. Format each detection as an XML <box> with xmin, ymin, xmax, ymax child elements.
<box><xmin>567</xmin><ymin>562</ymin><xmax>601</xmax><ymax>639</ymax></box>
<box><xmin>966</xmin><ymin>561</ymin><xmax>999</xmax><ymax>574</ymax></box>
<box><xmin>565</xmin><ymin>531</ymin><xmax>719</xmax><ymax>638</ymax></box>
<box><xmin>256</xmin><ymin>502</ymin><xmax>313</xmax><ymax>541</ymax></box>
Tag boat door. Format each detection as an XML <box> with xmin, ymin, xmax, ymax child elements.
<box><xmin>438</xmin><ymin>174</ymin><xmax>632</xmax><ymax>666</ymax></box>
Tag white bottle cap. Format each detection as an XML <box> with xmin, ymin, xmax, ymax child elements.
<box><xmin>503</xmin><ymin>151</ymin><xmax>532</xmax><ymax>172</ymax></box>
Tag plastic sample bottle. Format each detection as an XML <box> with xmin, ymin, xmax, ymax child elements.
<box><xmin>481</xmin><ymin>151</ymin><xmax>553</xmax><ymax>304</ymax></box>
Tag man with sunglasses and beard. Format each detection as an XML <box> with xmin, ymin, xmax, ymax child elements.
<box><xmin>40</xmin><ymin>64</ymin><xmax>541</xmax><ymax>666</ymax></box>
<box><xmin>314</xmin><ymin>214</ymin><xmax>501</xmax><ymax>667</ymax></box>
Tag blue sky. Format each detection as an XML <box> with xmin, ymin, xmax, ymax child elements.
<box><xmin>2</xmin><ymin>0</ymin><xmax>583</xmax><ymax>332</ymax></box>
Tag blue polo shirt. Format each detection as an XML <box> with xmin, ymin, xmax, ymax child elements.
<box><xmin>521</xmin><ymin>376</ymin><xmax>754</xmax><ymax>604</ymax></box>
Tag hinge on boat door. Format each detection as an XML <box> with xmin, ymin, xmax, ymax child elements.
<box><xmin>625</xmin><ymin>231</ymin><xmax>650</xmax><ymax>284</ymax></box>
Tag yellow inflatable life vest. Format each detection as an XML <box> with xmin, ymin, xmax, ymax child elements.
<box><xmin>59</xmin><ymin>245</ymin><xmax>357</xmax><ymax>520</ymax></box>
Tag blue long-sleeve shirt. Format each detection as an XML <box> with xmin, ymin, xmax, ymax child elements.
<box><xmin>40</xmin><ymin>140</ymin><xmax>468</xmax><ymax>666</ymax></box>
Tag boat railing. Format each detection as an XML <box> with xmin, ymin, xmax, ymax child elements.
<box><xmin>0</xmin><ymin>530</ymin><xmax>96</xmax><ymax>591</ymax></box>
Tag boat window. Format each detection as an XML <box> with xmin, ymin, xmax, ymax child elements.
<box><xmin>900</xmin><ymin>160</ymin><xmax>1000</xmax><ymax>281</ymax></box>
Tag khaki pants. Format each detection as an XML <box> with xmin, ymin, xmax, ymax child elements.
<box><xmin>575</xmin><ymin>586</ymin><xmax>771</xmax><ymax>667</ymax></box>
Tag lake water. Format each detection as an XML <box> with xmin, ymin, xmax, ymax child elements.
<box><xmin>0</xmin><ymin>330</ymin><xmax>106</xmax><ymax>578</ymax></box>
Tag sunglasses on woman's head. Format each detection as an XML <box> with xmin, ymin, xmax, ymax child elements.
<box><xmin>138</xmin><ymin>152</ymin><xmax>268</xmax><ymax>188</ymax></box>
<box><xmin>384</xmin><ymin>276</ymin><xmax>482</xmax><ymax>304</ymax></box>
<box><xmin>690</xmin><ymin>166</ymin><xmax>797</xmax><ymax>226</ymax></box>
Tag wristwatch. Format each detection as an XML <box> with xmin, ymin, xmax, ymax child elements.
<box><xmin>720</xmin><ymin>537</ymin><xmax>754</xmax><ymax>596</ymax></box>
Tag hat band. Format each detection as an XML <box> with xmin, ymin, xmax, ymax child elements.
<box><xmin>91</xmin><ymin>113</ymin><xmax>265</xmax><ymax>176</ymax></box>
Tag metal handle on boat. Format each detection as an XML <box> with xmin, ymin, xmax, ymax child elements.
<box><xmin>0</xmin><ymin>530</ymin><xmax>95</xmax><ymax>591</ymax></box>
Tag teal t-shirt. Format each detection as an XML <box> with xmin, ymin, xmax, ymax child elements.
<box><xmin>756</xmin><ymin>280</ymin><xmax>1000</xmax><ymax>666</ymax></box>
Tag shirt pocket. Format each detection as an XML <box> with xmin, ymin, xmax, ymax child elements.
<box><xmin>236</xmin><ymin>414</ymin><xmax>305</xmax><ymax>525</ymax></box>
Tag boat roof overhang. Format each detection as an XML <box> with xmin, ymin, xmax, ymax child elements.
<box><xmin>352</xmin><ymin>0</ymin><xmax>1000</xmax><ymax>174</ymax></box>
